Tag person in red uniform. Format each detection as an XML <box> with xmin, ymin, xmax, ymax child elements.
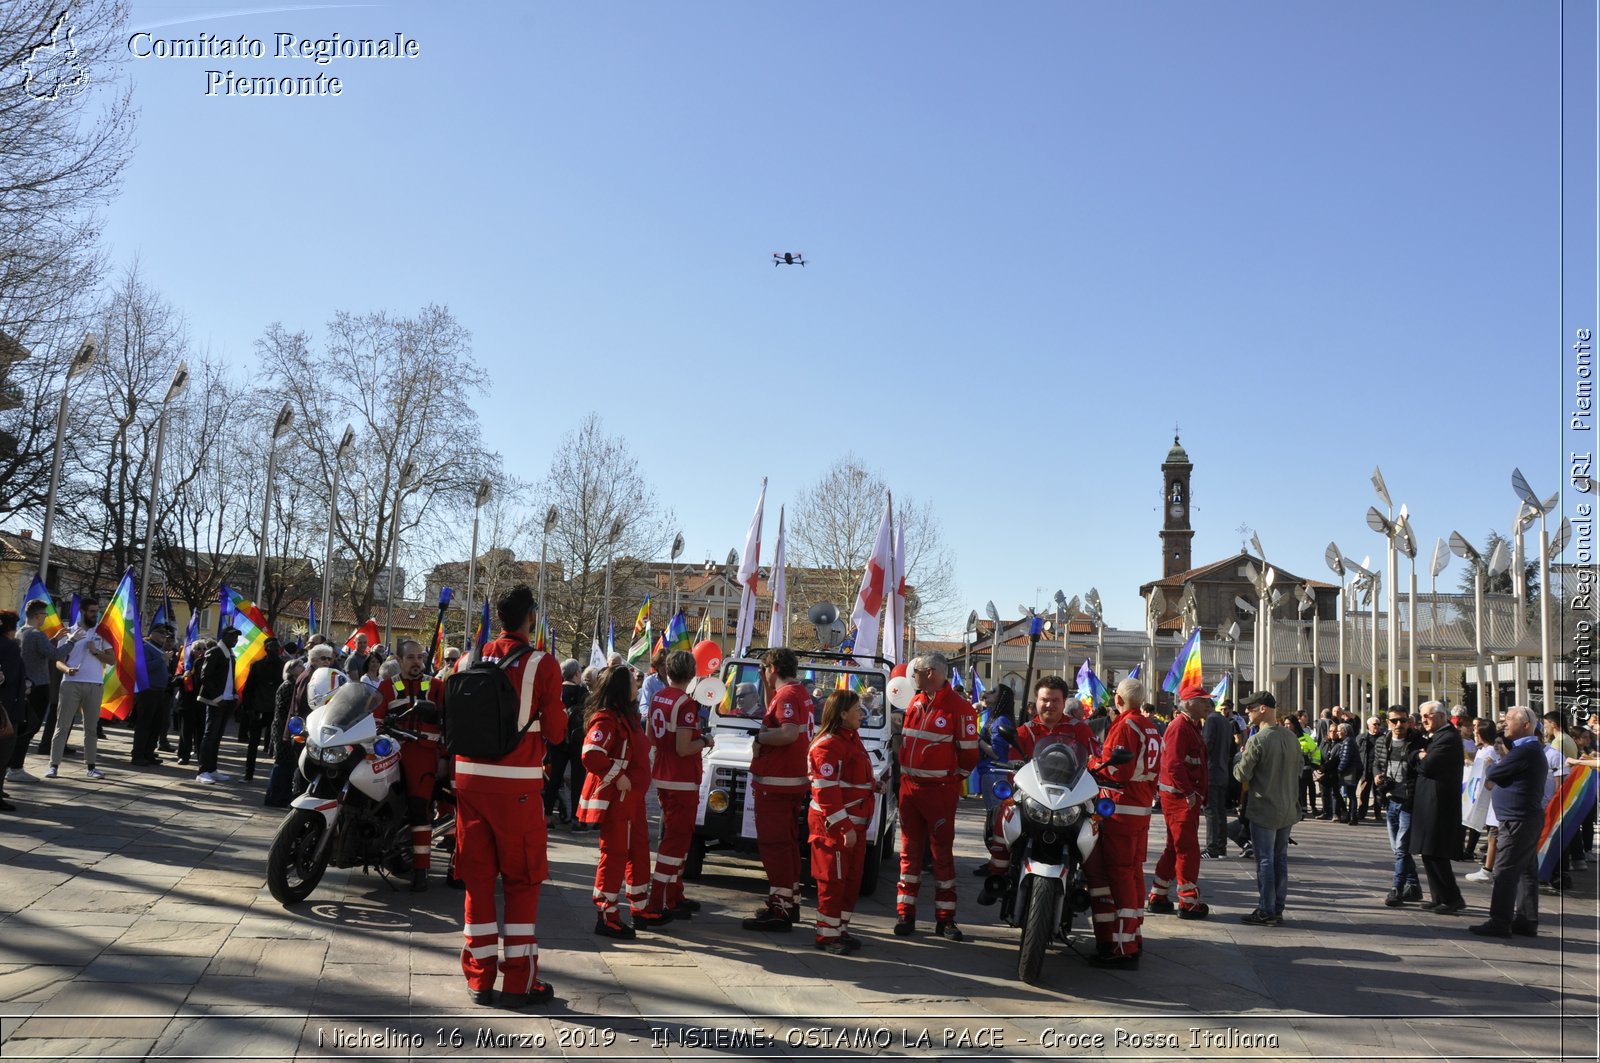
<box><xmin>454</xmin><ymin>585</ymin><xmax>565</xmax><ymax>1008</ymax></box>
<box><xmin>742</xmin><ymin>647</ymin><xmax>815</xmax><ymax>931</ymax></box>
<box><xmin>894</xmin><ymin>651</ymin><xmax>980</xmax><ymax>940</ymax></box>
<box><xmin>1147</xmin><ymin>689</ymin><xmax>1214</xmax><ymax>919</ymax></box>
<box><xmin>578</xmin><ymin>665</ymin><xmax>666</xmax><ymax>936</ymax></box>
<box><xmin>641</xmin><ymin>649</ymin><xmax>711</xmax><ymax>920</ymax></box>
<box><xmin>809</xmin><ymin>688</ymin><xmax>877</xmax><ymax>954</ymax></box>
<box><xmin>375</xmin><ymin>638</ymin><xmax>447</xmax><ymax>892</ymax></box>
<box><xmin>978</xmin><ymin>675</ymin><xmax>1096</xmax><ymax>905</ymax></box>
<box><xmin>1083</xmin><ymin>676</ymin><xmax>1163</xmax><ymax>969</ymax></box>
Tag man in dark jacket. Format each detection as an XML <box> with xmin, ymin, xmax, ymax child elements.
<box><xmin>240</xmin><ymin>637</ymin><xmax>286</xmax><ymax>781</ymax></box>
<box><xmin>1408</xmin><ymin>701</ymin><xmax>1465</xmax><ymax>913</ymax></box>
<box><xmin>1469</xmin><ymin>706</ymin><xmax>1551</xmax><ymax>939</ymax></box>
<box><xmin>195</xmin><ymin>628</ymin><xmax>241</xmax><ymax>784</ymax></box>
<box><xmin>1355</xmin><ymin>714</ymin><xmax>1381</xmax><ymax>822</ymax></box>
<box><xmin>1374</xmin><ymin>706</ymin><xmax>1426</xmax><ymax>905</ymax></box>
<box><xmin>1201</xmin><ymin>698</ymin><xmax>1235</xmax><ymax>857</ymax></box>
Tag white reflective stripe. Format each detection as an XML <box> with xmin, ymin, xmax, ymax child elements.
<box><xmin>655</xmin><ymin>853</ymin><xmax>683</xmax><ymax>867</ymax></box>
<box><xmin>825</xmin><ymin>809</ymin><xmax>848</xmax><ymax>826</ymax></box>
<box><xmin>936</xmin><ymin>879</ymin><xmax>955</xmax><ymax>889</ymax></box>
<box><xmin>1151</xmin><ymin>876</ymin><xmax>1172</xmax><ymax>889</ymax></box>
<box><xmin>600</xmin><ymin>762</ymin><xmax>624</xmax><ymax>785</ymax></box>
<box><xmin>1113</xmin><ymin>804</ymin><xmax>1152</xmax><ymax>815</ymax></box>
<box><xmin>456</xmin><ymin>762</ymin><xmax>543</xmax><ymax>780</ymax></box>
<box><xmin>1088</xmin><ymin>887</ymin><xmax>1111</xmax><ymax>898</ymax></box>
<box><xmin>464</xmin><ymin>922</ymin><xmax>499</xmax><ymax>936</ymax></box>
<box><xmin>956</xmin><ymin>740</ymin><xmax>979</xmax><ymax>749</ymax></box>
<box><xmin>1092</xmin><ymin>913</ymin><xmax>1114</xmax><ymax>923</ymax></box>
<box><xmin>503</xmin><ymin>943</ymin><xmax>534</xmax><ymax>959</ymax></box>
<box><xmin>467</xmin><ymin>944</ymin><xmax>500</xmax><ymax>959</ymax></box>
<box><xmin>1111</xmin><ymin>933</ymin><xmax>1137</xmax><ymax>942</ymax></box>
<box><xmin>752</xmin><ymin>774</ymin><xmax>807</xmax><ymax>787</ymax></box>
<box><xmin>516</xmin><ymin>649</ymin><xmax>545</xmax><ymax>732</ymax></box>
<box><xmin>935</xmin><ymin>902</ymin><xmax>955</xmax><ymax>913</ymax></box>
<box><xmin>579</xmin><ymin>798</ymin><xmax>610</xmax><ymax>812</ymax></box>
<box><xmin>900</xmin><ymin>874</ymin><xmax>921</xmax><ymax>884</ymax></box>
<box><xmin>582</xmin><ymin>743</ymin><xmax>608</xmax><ymax>756</ymax></box>
<box><xmin>413</xmin><ymin>845</ymin><xmax>431</xmax><ymax>854</ymax></box>
<box><xmin>816</xmin><ymin>914</ymin><xmax>841</xmax><ymax>926</ymax></box>
<box><xmin>651</xmin><ymin>872</ymin><xmax>673</xmax><ymax>883</ymax></box>
<box><xmin>897</xmin><ymin>894</ymin><xmax>918</xmax><ymax>905</ymax></box>
<box><xmin>1116</xmin><ymin>908</ymin><xmax>1142</xmax><ymax>918</ymax></box>
<box><xmin>653</xmin><ymin>779</ymin><xmax>698</xmax><ymax>791</ymax></box>
<box><xmin>1184</xmin><ymin>756</ymin><xmax>1202</xmax><ymax>764</ymax></box>
<box><xmin>1158</xmin><ymin>783</ymin><xmax>1183</xmax><ymax>794</ymax></box>
<box><xmin>901</xmin><ymin>766</ymin><xmax>951</xmax><ymax>778</ymax></box>
<box><xmin>504</xmin><ymin>923</ymin><xmax>534</xmax><ymax>935</ymax></box>
<box><xmin>817</xmin><ymin>926</ymin><xmax>841</xmax><ymax>939</ymax></box>
<box><xmin>902</xmin><ymin>728</ymin><xmax>952</xmax><ymax>742</ymax></box>
<box><xmin>812</xmin><ymin>778</ymin><xmax>841</xmax><ymax>787</ymax></box>
<box><xmin>772</xmin><ymin>886</ymin><xmax>795</xmax><ymax>899</ymax></box>
<box><xmin>846</xmin><ymin>815</ymin><xmax>868</xmax><ymax>826</ymax></box>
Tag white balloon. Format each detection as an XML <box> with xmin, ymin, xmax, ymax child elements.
<box><xmin>886</xmin><ymin>675</ymin><xmax>915</xmax><ymax>710</ymax></box>
<box><xmin>691</xmin><ymin>675</ymin><xmax>727</xmax><ymax>708</ymax></box>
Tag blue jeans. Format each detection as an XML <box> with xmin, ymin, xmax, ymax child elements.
<box><xmin>1249</xmin><ymin>822</ymin><xmax>1291</xmax><ymax>916</ymax></box>
<box><xmin>1385</xmin><ymin>800</ymin><xmax>1420</xmax><ymax>891</ymax></box>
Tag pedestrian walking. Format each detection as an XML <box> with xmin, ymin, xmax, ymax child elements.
<box><xmin>1374</xmin><ymin>706</ymin><xmax>1426</xmax><ymax>906</ymax></box>
<box><xmin>1410</xmin><ymin>701</ymin><xmax>1466</xmax><ymax>914</ymax></box>
<box><xmin>1468</xmin><ymin>706</ymin><xmax>1550</xmax><ymax>940</ymax></box>
<box><xmin>1233</xmin><ymin>692</ymin><xmax>1300</xmax><ymax>926</ymax></box>
<box><xmin>46</xmin><ymin>596</ymin><xmax>115</xmax><ymax>780</ymax></box>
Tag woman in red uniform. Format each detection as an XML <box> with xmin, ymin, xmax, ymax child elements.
<box><xmin>578</xmin><ymin>666</ymin><xmax>664</xmax><ymax>938</ymax></box>
<box><xmin>809</xmin><ymin>689</ymin><xmax>877</xmax><ymax>954</ymax></box>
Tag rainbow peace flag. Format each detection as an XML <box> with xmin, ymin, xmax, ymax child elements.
<box><xmin>21</xmin><ymin>576</ymin><xmax>63</xmax><ymax>639</ymax></box>
<box><xmin>1537</xmin><ymin>764</ymin><xmax>1597</xmax><ymax>882</ymax></box>
<box><xmin>666</xmin><ymin>610</ymin><xmax>691</xmax><ymax>652</ymax></box>
<box><xmin>1075</xmin><ymin>659</ymin><xmax>1110</xmax><ymax>714</ymax></box>
<box><xmin>218</xmin><ymin>584</ymin><xmax>274</xmax><ymax>692</ymax></box>
<box><xmin>96</xmin><ymin>568</ymin><xmax>148</xmax><ymax>721</ymax></box>
<box><xmin>1163</xmin><ymin>628</ymin><xmax>1203</xmax><ymax>698</ymax></box>
<box><xmin>1210</xmin><ymin>672</ymin><xmax>1231</xmax><ymax>708</ymax></box>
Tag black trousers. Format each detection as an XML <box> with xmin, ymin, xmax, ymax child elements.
<box><xmin>197</xmin><ymin>699</ymin><xmax>234</xmax><ymax>774</ymax></box>
<box><xmin>1487</xmin><ymin>817</ymin><xmax>1540</xmax><ymax>928</ymax></box>
<box><xmin>543</xmin><ymin>739</ymin><xmax>586</xmax><ymax>817</ymax></box>
<box><xmin>1420</xmin><ymin>853</ymin><xmax>1463</xmax><ymax>906</ymax></box>
<box><xmin>177</xmin><ymin>697</ymin><xmax>205</xmax><ymax>762</ymax></box>
<box><xmin>131</xmin><ymin>689</ymin><xmax>170</xmax><ymax>761</ymax></box>
<box><xmin>1204</xmin><ymin>779</ymin><xmax>1229</xmax><ymax>854</ymax></box>
<box><xmin>240</xmin><ymin>711</ymin><xmax>268</xmax><ymax>780</ymax></box>
<box><xmin>1299</xmin><ymin>768</ymin><xmax>1318</xmax><ymax>813</ymax></box>
<box><xmin>11</xmin><ymin>686</ymin><xmax>48</xmax><ymax>769</ymax></box>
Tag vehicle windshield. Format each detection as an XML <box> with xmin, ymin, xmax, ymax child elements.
<box><xmin>317</xmin><ymin>683</ymin><xmax>377</xmax><ymax>734</ymax></box>
<box><xmin>1032</xmin><ymin>737</ymin><xmax>1088</xmax><ymax>789</ymax></box>
<box><xmin>717</xmin><ymin>660</ymin><xmax>888</xmax><ymax>729</ymax></box>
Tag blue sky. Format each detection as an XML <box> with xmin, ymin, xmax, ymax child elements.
<box><xmin>107</xmin><ymin>1</ymin><xmax>1592</xmax><ymax>632</ymax></box>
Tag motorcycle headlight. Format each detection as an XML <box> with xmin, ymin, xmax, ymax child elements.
<box><xmin>1016</xmin><ymin>792</ymin><xmax>1049</xmax><ymax>824</ymax></box>
<box><xmin>286</xmin><ymin>716</ymin><xmax>305</xmax><ymax>737</ymax></box>
<box><xmin>311</xmin><ymin>742</ymin><xmax>352</xmax><ymax>764</ymax></box>
<box><xmin>1051</xmin><ymin>805</ymin><xmax>1083</xmax><ymax>827</ymax></box>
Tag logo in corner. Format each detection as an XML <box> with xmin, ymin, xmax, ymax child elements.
<box><xmin>23</xmin><ymin>7</ymin><xmax>86</xmax><ymax>102</ymax></box>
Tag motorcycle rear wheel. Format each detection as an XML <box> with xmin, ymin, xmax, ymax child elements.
<box><xmin>267</xmin><ymin>809</ymin><xmax>330</xmax><ymax>905</ymax></box>
<box><xmin>1018</xmin><ymin>876</ymin><xmax>1062</xmax><ymax>985</ymax></box>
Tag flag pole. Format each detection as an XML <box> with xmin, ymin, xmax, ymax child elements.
<box><xmin>536</xmin><ymin>505</ymin><xmax>557</xmax><ymax>651</ymax></box>
<box><xmin>256</xmin><ymin>402</ymin><xmax>294</xmax><ymax>603</ymax></box>
<box><xmin>384</xmin><ymin>460</ymin><xmax>416</xmax><ymax>647</ymax></box>
<box><xmin>39</xmin><ymin>335</ymin><xmax>98</xmax><ymax>581</ymax></box>
<box><xmin>140</xmin><ymin>360</ymin><xmax>188</xmax><ymax>608</ymax></box>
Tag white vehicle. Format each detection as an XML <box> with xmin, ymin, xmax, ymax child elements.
<box><xmin>687</xmin><ymin>651</ymin><xmax>900</xmax><ymax>895</ymax></box>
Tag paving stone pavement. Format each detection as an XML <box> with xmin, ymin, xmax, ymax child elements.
<box><xmin>1</xmin><ymin>723</ymin><xmax>1596</xmax><ymax>1061</ymax></box>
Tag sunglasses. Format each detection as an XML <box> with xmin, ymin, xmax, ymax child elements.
<box><xmin>1388</xmin><ymin>718</ymin><xmax>1408</xmax><ymax>725</ymax></box>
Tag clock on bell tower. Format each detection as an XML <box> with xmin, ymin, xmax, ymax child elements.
<box><xmin>1160</xmin><ymin>434</ymin><xmax>1194</xmax><ymax>578</ymax></box>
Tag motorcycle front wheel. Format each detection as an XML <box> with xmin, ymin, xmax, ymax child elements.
<box><xmin>1018</xmin><ymin>876</ymin><xmax>1062</xmax><ymax>985</ymax></box>
<box><xmin>267</xmin><ymin>809</ymin><xmax>330</xmax><ymax>905</ymax></box>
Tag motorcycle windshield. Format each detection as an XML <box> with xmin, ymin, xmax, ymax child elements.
<box><xmin>318</xmin><ymin>684</ymin><xmax>378</xmax><ymax>733</ymax></box>
<box><xmin>1031</xmin><ymin>738</ymin><xmax>1088</xmax><ymax>791</ymax></box>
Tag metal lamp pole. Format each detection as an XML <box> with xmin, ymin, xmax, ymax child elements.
<box><xmin>255</xmin><ymin>402</ymin><xmax>295</xmax><ymax>602</ymax></box>
<box><xmin>462</xmin><ymin>478</ymin><xmax>492</xmax><ymax>648</ymax></box>
<box><xmin>601</xmin><ymin>515</ymin><xmax>624</xmax><ymax>652</ymax></box>
<box><xmin>38</xmin><ymin>335</ymin><xmax>98</xmax><ymax>581</ymax></box>
<box><xmin>139</xmin><ymin>360</ymin><xmax>189</xmax><ymax>607</ymax></box>
<box><xmin>383</xmin><ymin>459</ymin><xmax>417</xmax><ymax>646</ymax></box>
<box><xmin>1512</xmin><ymin>470</ymin><xmax>1562</xmax><ymax>711</ymax></box>
<box><xmin>985</xmin><ymin>601</ymin><xmax>1001</xmax><ymax>688</ymax></box>
<box><xmin>668</xmin><ymin>531</ymin><xmax>685</xmax><ymax>620</ymax></box>
<box><xmin>536</xmin><ymin>505</ymin><xmax>558</xmax><ymax>649</ymax></box>
<box><xmin>1326</xmin><ymin>544</ymin><xmax>1348</xmax><ymax>709</ymax></box>
<box><xmin>320</xmin><ymin>424</ymin><xmax>356</xmax><ymax>635</ymax></box>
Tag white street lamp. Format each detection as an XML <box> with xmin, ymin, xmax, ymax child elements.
<box><xmin>1326</xmin><ymin>544</ymin><xmax>1348</xmax><ymax>709</ymax></box>
<box><xmin>985</xmin><ymin>601</ymin><xmax>1001</xmax><ymax>688</ymax></box>
<box><xmin>1297</xmin><ymin>583</ymin><xmax>1320</xmax><ymax>715</ymax></box>
<box><xmin>255</xmin><ymin>401</ymin><xmax>295</xmax><ymax>602</ymax></box>
<box><xmin>1511</xmin><ymin>469</ymin><xmax>1562</xmax><ymax>712</ymax></box>
<box><xmin>1395</xmin><ymin>507</ymin><xmax>1418</xmax><ymax>707</ymax></box>
<box><xmin>320</xmin><ymin>424</ymin><xmax>356</xmax><ymax>633</ymax></box>
<box><xmin>462</xmin><ymin>478</ymin><xmax>492</xmax><ymax>649</ymax></box>
<box><xmin>1450</xmin><ymin>531</ymin><xmax>1509</xmax><ymax>719</ymax></box>
<box><xmin>1343</xmin><ymin>554</ymin><xmax>1379</xmax><ymax>714</ymax></box>
<box><xmin>383</xmin><ymin>459</ymin><xmax>417</xmax><ymax>646</ymax></box>
<box><xmin>139</xmin><ymin>359</ymin><xmax>189</xmax><ymax>608</ymax></box>
<box><xmin>39</xmin><ymin>334</ymin><xmax>98</xmax><ymax>581</ymax></box>
<box><xmin>535</xmin><ymin>504</ymin><xmax>559</xmax><ymax>650</ymax></box>
<box><xmin>1428</xmin><ymin>538</ymin><xmax>1450</xmax><ymax>701</ymax></box>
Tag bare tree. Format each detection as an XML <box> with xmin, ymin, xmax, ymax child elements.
<box><xmin>787</xmin><ymin>455</ymin><xmax>957</xmax><ymax>636</ymax></box>
<box><xmin>255</xmin><ymin>305</ymin><xmax>499</xmax><ymax>621</ymax></box>
<box><xmin>534</xmin><ymin>414</ymin><xmax>671</xmax><ymax>659</ymax></box>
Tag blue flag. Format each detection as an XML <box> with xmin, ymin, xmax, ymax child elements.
<box><xmin>68</xmin><ymin>593</ymin><xmax>81</xmax><ymax>627</ymax></box>
<box><xmin>970</xmin><ymin>669</ymin><xmax>985</xmax><ymax>705</ymax></box>
<box><xmin>184</xmin><ymin>608</ymin><xmax>199</xmax><ymax>646</ymax></box>
<box><xmin>217</xmin><ymin>586</ymin><xmax>235</xmax><ymax>636</ymax></box>
<box><xmin>307</xmin><ymin>599</ymin><xmax>318</xmax><ymax>635</ymax></box>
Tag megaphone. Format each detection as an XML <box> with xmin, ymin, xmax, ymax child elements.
<box><xmin>886</xmin><ymin>662</ymin><xmax>915</xmax><ymax>710</ymax></box>
<box><xmin>690</xmin><ymin>674</ymin><xmax>727</xmax><ymax>708</ymax></box>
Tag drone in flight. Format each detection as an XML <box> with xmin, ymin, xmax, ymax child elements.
<box><xmin>772</xmin><ymin>252</ymin><xmax>806</xmax><ymax>267</ymax></box>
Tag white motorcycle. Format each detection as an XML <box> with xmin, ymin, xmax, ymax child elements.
<box><xmin>265</xmin><ymin>673</ymin><xmax>412</xmax><ymax>904</ymax></box>
<box><xmin>994</xmin><ymin>737</ymin><xmax>1132</xmax><ymax>984</ymax></box>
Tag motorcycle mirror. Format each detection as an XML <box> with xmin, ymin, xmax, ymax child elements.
<box><xmin>995</xmin><ymin>722</ymin><xmax>1020</xmax><ymax>748</ymax></box>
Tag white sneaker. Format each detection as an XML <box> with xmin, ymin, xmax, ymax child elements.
<box><xmin>1465</xmin><ymin>868</ymin><xmax>1493</xmax><ymax>883</ymax></box>
<box><xmin>210</xmin><ymin>771</ymin><xmax>231</xmax><ymax>783</ymax></box>
<box><xmin>85</xmin><ymin>767</ymin><xmax>105</xmax><ymax>780</ymax></box>
<box><xmin>7</xmin><ymin>767</ymin><xmax>38</xmax><ymax>783</ymax></box>
<box><xmin>195</xmin><ymin>772</ymin><xmax>218</xmax><ymax>784</ymax></box>
<box><xmin>43</xmin><ymin>765</ymin><xmax>58</xmax><ymax>779</ymax></box>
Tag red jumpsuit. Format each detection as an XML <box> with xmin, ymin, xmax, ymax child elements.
<box><xmin>896</xmin><ymin>684</ymin><xmax>980</xmax><ymax>924</ymax></box>
<box><xmin>1150</xmin><ymin>712</ymin><xmax>1208</xmax><ymax>911</ymax></box>
<box><xmin>645</xmin><ymin>686</ymin><xmax>703</xmax><ymax>914</ymax></box>
<box><xmin>750</xmin><ymin>679</ymin><xmax>814</xmax><ymax>918</ymax></box>
<box><xmin>984</xmin><ymin>717</ymin><xmax>1096</xmax><ymax>874</ymax></box>
<box><xmin>809</xmin><ymin>728</ymin><xmax>875</xmax><ymax>945</ymax></box>
<box><xmin>376</xmin><ymin>675</ymin><xmax>446</xmax><ymax>872</ymax></box>
<box><xmin>1084</xmin><ymin>706</ymin><xmax>1162</xmax><ymax>958</ymax></box>
<box><xmin>452</xmin><ymin>634</ymin><xmax>565</xmax><ymax>998</ymax></box>
<box><xmin>579</xmin><ymin>707</ymin><xmax>653</xmax><ymax>924</ymax></box>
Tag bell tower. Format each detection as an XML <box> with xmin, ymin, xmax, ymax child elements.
<box><xmin>1160</xmin><ymin>434</ymin><xmax>1194</xmax><ymax>578</ymax></box>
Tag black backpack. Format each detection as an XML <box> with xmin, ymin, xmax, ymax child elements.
<box><xmin>442</xmin><ymin>644</ymin><xmax>537</xmax><ymax>759</ymax></box>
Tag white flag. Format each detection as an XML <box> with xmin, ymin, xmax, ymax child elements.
<box><xmin>589</xmin><ymin>638</ymin><xmax>606</xmax><ymax>672</ymax></box>
<box><xmin>769</xmin><ymin>506</ymin><xmax>788</xmax><ymax>648</ymax></box>
<box><xmin>733</xmin><ymin>478</ymin><xmax>766</xmax><ymax>654</ymax></box>
<box><xmin>881</xmin><ymin>500</ymin><xmax>906</xmax><ymax>665</ymax></box>
<box><xmin>851</xmin><ymin>495</ymin><xmax>893</xmax><ymax>660</ymax></box>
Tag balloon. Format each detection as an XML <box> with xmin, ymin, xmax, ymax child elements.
<box><xmin>890</xmin><ymin>663</ymin><xmax>908</xmax><ymax>679</ymax></box>
<box><xmin>693</xmin><ymin>640</ymin><xmax>723</xmax><ymax>677</ymax></box>
<box><xmin>691</xmin><ymin>675</ymin><xmax>727</xmax><ymax>708</ymax></box>
<box><xmin>887</xmin><ymin>674</ymin><xmax>915</xmax><ymax>710</ymax></box>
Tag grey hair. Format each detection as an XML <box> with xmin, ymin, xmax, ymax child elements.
<box><xmin>1504</xmin><ymin>705</ymin><xmax>1537</xmax><ymax>732</ymax></box>
<box><xmin>581</xmin><ymin>665</ymin><xmax>601</xmax><ymax>689</ymax></box>
<box><xmin>1419</xmin><ymin>700</ymin><xmax>1446</xmax><ymax>718</ymax></box>
<box><xmin>1115</xmin><ymin>677</ymin><xmax>1146</xmax><ymax>706</ymax></box>
<box><xmin>911</xmin><ymin>651</ymin><xmax>949</xmax><ymax>679</ymax></box>
<box><xmin>379</xmin><ymin>658</ymin><xmax>400</xmax><ymax>680</ymax></box>
<box><xmin>283</xmin><ymin>658</ymin><xmax>305</xmax><ymax>682</ymax></box>
<box><xmin>1337</xmin><ymin>722</ymin><xmax>1353</xmax><ymax>738</ymax></box>
<box><xmin>561</xmin><ymin>658</ymin><xmax>581</xmax><ymax>681</ymax></box>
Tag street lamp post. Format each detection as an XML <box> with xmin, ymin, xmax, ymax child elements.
<box><xmin>1297</xmin><ymin>583</ymin><xmax>1319</xmax><ymax>715</ymax></box>
<box><xmin>1512</xmin><ymin>469</ymin><xmax>1562</xmax><ymax>711</ymax></box>
<box><xmin>668</xmin><ymin>531</ymin><xmax>685</xmax><ymax>619</ymax></box>
<box><xmin>535</xmin><ymin>505</ymin><xmax>558</xmax><ymax>650</ymax></box>
<box><xmin>462</xmin><ymin>478</ymin><xmax>492</xmax><ymax>649</ymax></box>
<box><xmin>320</xmin><ymin>424</ymin><xmax>356</xmax><ymax>636</ymax></box>
<box><xmin>1326</xmin><ymin>545</ymin><xmax>1348</xmax><ymax>710</ymax></box>
<box><xmin>985</xmin><ymin>601</ymin><xmax>1001</xmax><ymax>689</ymax></box>
<box><xmin>1085</xmin><ymin>588</ymin><xmax>1104</xmax><ymax>678</ymax></box>
<box><xmin>38</xmin><ymin>334</ymin><xmax>98</xmax><ymax>581</ymax></box>
<box><xmin>964</xmin><ymin>610</ymin><xmax>979</xmax><ymax>687</ymax></box>
<box><xmin>1428</xmin><ymin>538</ymin><xmax>1450</xmax><ymax>702</ymax></box>
<box><xmin>1450</xmin><ymin>531</ymin><xmax>1508</xmax><ymax>719</ymax></box>
<box><xmin>601</xmin><ymin>515</ymin><xmax>625</xmax><ymax>650</ymax></box>
<box><xmin>139</xmin><ymin>360</ymin><xmax>189</xmax><ymax>608</ymax></box>
<box><xmin>1343</xmin><ymin>555</ymin><xmax>1379</xmax><ymax>714</ymax></box>
<box><xmin>255</xmin><ymin>402</ymin><xmax>295</xmax><ymax>602</ymax></box>
<box><xmin>1510</xmin><ymin>503</ymin><xmax>1535</xmax><ymax>706</ymax></box>
<box><xmin>1371</xmin><ymin>468</ymin><xmax>1401</xmax><ymax>709</ymax></box>
<box><xmin>383</xmin><ymin>459</ymin><xmax>417</xmax><ymax>646</ymax></box>
<box><xmin>1396</xmin><ymin>508</ymin><xmax>1418</xmax><ymax>708</ymax></box>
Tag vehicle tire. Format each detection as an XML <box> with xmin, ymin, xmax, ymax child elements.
<box><xmin>1018</xmin><ymin>877</ymin><xmax>1062</xmax><ymax>985</ymax></box>
<box><xmin>684</xmin><ymin>835</ymin><xmax>706</xmax><ymax>880</ymax></box>
<box><xmin>267</xmin><ymin>809</ymin><xmax>330</xmax><ymax>906</ymax></box>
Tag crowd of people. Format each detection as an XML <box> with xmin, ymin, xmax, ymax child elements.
<box><xmin>1</xmin><ymin>585</ymin><xmax>1592</xmax><ymax>1009</ymax></box>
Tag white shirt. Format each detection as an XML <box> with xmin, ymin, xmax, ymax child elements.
<box><xmin>61</xmin><ymin>628</ymin><xmax>110</xmax><ymax>684</ymax></box>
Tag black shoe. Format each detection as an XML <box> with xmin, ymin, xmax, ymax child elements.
<box><xmin>410</xmin><ymin>868</ymin><xmax>428</xmax><ymax>893</ymax></box>
<box><xmin>1239</xmin><ymin>909</ymin><xmax>1282</xmax><ymax>926</ymax></box>
<box><xmin>0</xmin><ymin>797</ymin><xmax>15</xmax><ymax>812</ymax></box>
<box><xmin>672</xmin><ymin>898</ymin><xmax>702</xmax><ymax>913</ymax></box>
<box><xmin>1433</xmin><ymin>900</ymin><xmax>1467</xmax><ymax>915</ymax></box>
<box><xmin>934</xmin><ymin>917</ymin><xmax>963</xmax><ymax>941</ymax></box>
<box><xmin>1317</xmin><ymin>814</ymin><xmax>1333</xmax><ymax>820</ymax></box>
<box><xmin>971</xmin><ymin>864</ymin><xmax>993</xmax><ymax>877</ymax></box>
<box><xmin>839</xmin><ymin>931</ymin><xmax>863</xmax><ymax>951</ymax></box>
<box><xmin>741</xmin><ymin>908</ymin><xmax>791</xmax><ymax>932</ymax></box>
<box><xmin>632</xmin><ymin>910</ymin><xmax>674</xmax><ymax>931</ymax></box>
<box><xmin>1402</xmin><ymin>883</ymin><xmax>1423</xmax><ymax>902</ymax></box>
<box><xmin>594</xmin><ymin>917</ymin><xmax>636</xmax><ymax>940</ymax></box>
<box><xmin>1240</xmin><ymin>845</ymin><xmax>1254</xmax><ymax>859</ymax></box>
<box><xmin>1510</xmin><ymin>919</ymin><xmax>1538</xmax><ymax>937</ymax></box>
<box><xmin>1176</xmin><ymin>903</ymin><xmax>1210</xmax><ymax>920</ymax></box>
<box><xmin>1086</xmin><ymin>951</ymin><xmax>1138</xmax><ymax>969</ymax></box>
<box><xmin>1146</xmin><ymin>896</ymin><xmax>1176</xmax><ymax>914</ymax></box>
<box><xmin>1419</xmin><ymin>900</ymin><xmax>1441</xmax><ymax>911</ymax></box>
<box><xmin>1384</xmin><ymin>890</ymin><xmax>1405</xmax><ymax>907</ymax></box>
<box><xmin>977</xmin><ymin>876</ymin><xmax>1004</xmax><ymax>907</ymax></box>
<box><xmin>467</xmin><ymin>987</ymin><xmax>495</xmax><ymax>1006</ymax></box>
<box><xmin>892</xmin><ymin>917</ymin><xmax>915</xmax><ymax>937</ymax></box>
<box><xmin>501</xmin><ymin>980</ymin><xmax>554</xmax><ymax>1008</ymax></box>
<box><xmin>157</xmin><ymin>743</ymin><xmax>176</xmax><ymax>753</ymax></box>
<box><xmin>1468</xmin><ymin>921</ymin><xmax>1512</xmax><ymax>939</ymax></box>
<box><xmin>813</xmin><ymin>939</ymin><xmax>851</xmax><ymax>955</ymax></box>
<box><xmin>666</xmin><ymin>902</ymin><xmax>696</xmax><ymax>919</ymax></box>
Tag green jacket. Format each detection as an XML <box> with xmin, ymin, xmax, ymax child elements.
<box><xmin>1298</xmin><ymin>732</ymin><xmax>1320</xmax><ymax>766</ymax></box>
<box><xmin>1235</xmin><ymin>725</ymin><xmax>1303</xmax><ymax>830</ymax></box>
